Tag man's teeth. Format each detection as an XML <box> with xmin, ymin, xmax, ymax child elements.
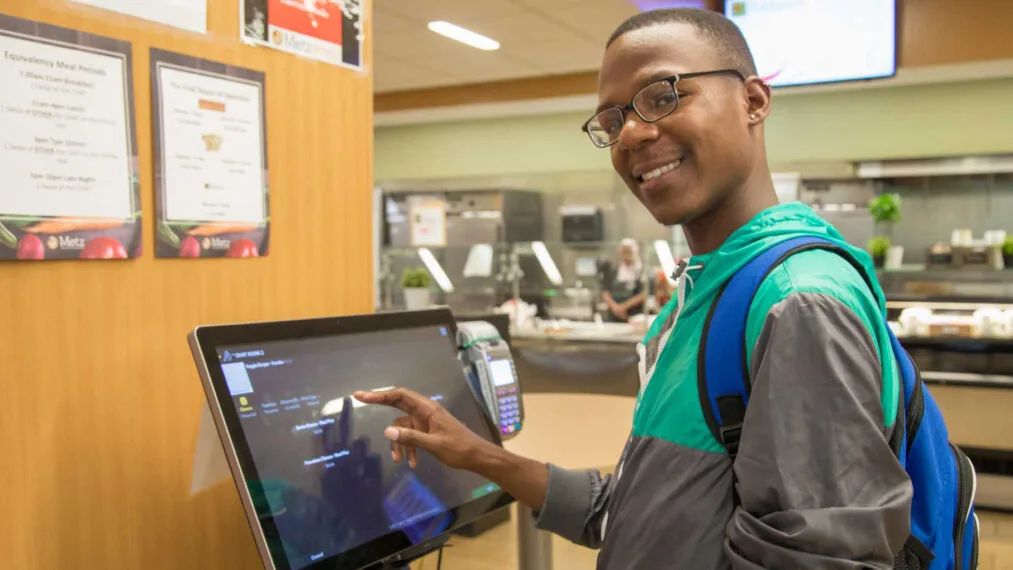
<box><xmin>641</xmin><ymin>160</ymin><xmax>681</xmax><ymax>181</ymax></box>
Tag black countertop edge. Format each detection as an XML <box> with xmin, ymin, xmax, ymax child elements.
<box><xmin>886</xmin><ymin>294</ymin><xmax>1013</xmax><ymax>305</ymax></box>
<box><xmin>921</xmin><ymin>371</ymin><xmax>1013</xmax><ymax>390</ymax></box>
<box><xmin>900</xmin><ymin>336</ymin><xmax>1013</xmax><ymax>349</ymax></box>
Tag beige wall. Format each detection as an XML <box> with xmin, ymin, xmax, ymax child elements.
<box><xmin>375</xmin><ymin>77</ymin><xmax>1013</xmax><ymax>182</ymax></box>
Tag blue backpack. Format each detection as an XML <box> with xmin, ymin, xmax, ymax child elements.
<box><xmin>699</xmin><ymin>236</ymin><xmax>978</xmax><ymax>570</ymax></box>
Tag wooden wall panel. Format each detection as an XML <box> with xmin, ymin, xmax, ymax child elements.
<box><xmin>899</xmin><ymin>0</ymin><xmax>1013</xmax><ymax>68</ymax></box>
<box><xmin>0</xmin><ymin>0</ymin><xmax>373</xmax><ymax>568</ymax></box>
<box><xmin>374</xmin><ymin>71</ymin><xmax>598</xmax><ymax>113</ymax></box>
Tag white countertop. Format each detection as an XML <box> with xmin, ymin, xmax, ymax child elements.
<box><xmin>511</xmin><ymin>321</ymin><xmax>646</xmax><ymax>344</ymax></box>
<box><xmin>511</xmin><ymin>329</ymin><xmax>644</xmax><ymax>344</ymax></box>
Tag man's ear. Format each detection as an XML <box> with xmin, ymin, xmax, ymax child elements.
<box><xmin>744</xmin><ymin>76</ymin><xmax>772</xmax><ymax>124</ymax></box>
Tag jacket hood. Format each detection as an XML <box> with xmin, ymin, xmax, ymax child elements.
<box><xmin>677</xmin><ymin>202</ymin><xmax>884</xmax><ymax>319</ymax></box>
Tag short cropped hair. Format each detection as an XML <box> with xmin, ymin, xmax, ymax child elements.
<box><xmin>607</xmin><ymin>8</ymin><xmax>758</xmax><ymax>77</ymax></box>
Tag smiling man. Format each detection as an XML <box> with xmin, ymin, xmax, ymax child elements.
<box><xmin>357</xmin><ymin>8</ymin><xmax>913</xmax><ymax>569</ymax></box>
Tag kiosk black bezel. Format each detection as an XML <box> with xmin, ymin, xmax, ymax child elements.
<box><xmin>189</xmin><ymin>308</ymin><xmax>515</xmax><ymax>570</ymax></box>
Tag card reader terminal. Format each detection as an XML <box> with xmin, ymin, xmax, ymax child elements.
<box><xmin>457</xmin><ymin>321</ymin><xmax>523</xmax><ymax>439</ymax></box>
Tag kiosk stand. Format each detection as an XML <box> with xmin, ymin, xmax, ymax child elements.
<box><xmin>517</xmin><ymin>503</ymin><xmax>553</xmax><ymax>570</ymax></box>
<box><xmin>369</xmin><ymin>538</ymin><xmax>448</xmax><ymax>570</ymax></box>
<box><xmin>504</xmin><ymin>393</ymin><xmax>636</xmax><ymax>570</ymax></box>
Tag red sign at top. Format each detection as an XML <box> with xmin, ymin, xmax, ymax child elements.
<box><xmin>269</xmin><ymin>0</ymin><xmax>343</xmax><ymax>46</ymax></box>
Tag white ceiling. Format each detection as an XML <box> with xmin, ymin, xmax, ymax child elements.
<box><xmin>373</xmin><ymin>0</ymin><xmax>642</xmax><ymax>93</ymax></box>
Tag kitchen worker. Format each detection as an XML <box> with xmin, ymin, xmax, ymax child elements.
<box><xmin>356</xmin><ymin>8</ymin><xmax>911</xmax><ymax>569</ymax></box>
<box><xmin>601</xmin><ymin>237</ymin><xmax>647</xmax><ymax>322</ymax></box>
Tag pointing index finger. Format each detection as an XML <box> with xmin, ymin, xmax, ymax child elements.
<box><xmin>354</xmin><ymin>387</ymin><xmax>436</xmax><ymax>417</ymax></box>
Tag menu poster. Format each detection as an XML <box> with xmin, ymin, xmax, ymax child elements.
<box><xmin>0</xmin><ymin>14</ymin><xmax>141</xmax><ymax>261</ymax></box>
<box><xmin>242</xmin><ymin>0</ymin><xmax>364</xmax><ymax>70</ymax></box>
<box><xmin>150</xmin><ymin>49</ymin><xmax>269</xmax><ymax>259</ymax></box>
<box><xmin>71</xmin><ymin>0</ymin><xmax>208</xmax><ymax>35</ymax></box>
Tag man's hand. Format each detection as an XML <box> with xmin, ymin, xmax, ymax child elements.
<box><xmin>353</xmin><ymin>387</ymin><xmax>493</xmax><ymax>470</ymax></box>
<box><xmin>356</xmin><ymin>387</ymin><xmax>551</xmax><ymax>511</ymax></box>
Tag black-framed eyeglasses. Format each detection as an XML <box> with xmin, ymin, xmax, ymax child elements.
<box><xmin>581</xmin><ymin>69</ymin><xmax>746</xmax><ymax>148</ymax></box>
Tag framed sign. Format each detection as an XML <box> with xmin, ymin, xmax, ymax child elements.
<box><xmin>150</xmin><ymin>49</ymin><xmax>269</xmax><ymax>259</ymax></box>
<box><xmin>242</xmin><ymin>0</ymin><xmax>364</xmax><ymax>70</ymax></box>
<box><xmin>71</xmin><ymin>0</ymin><xmax>207</xmax><ymax>34</ymax></box>
<box><xmin>0</xmin><ymin>13</ymin><xmax>141</xmax><ymax>260</ymax></box>
<box><xmin>409</xmin><ymin>200</ymin><xmax>447</xmax><ymax>248</ymax></box>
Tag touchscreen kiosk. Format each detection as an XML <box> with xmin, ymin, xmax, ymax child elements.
<box><xmin>188</xmin><ymin>309</ymin><xmax>513</xmax><ymax>570</ymax></box>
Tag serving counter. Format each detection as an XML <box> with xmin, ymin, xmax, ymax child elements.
<box><xmin>901</xmin><ymin>332</ymin><xmax>1013</xmax><ymax>512</ymax></box>
<box><xmin>511</xmin><ymin>325</ymin><xmax>641</xmax><ymax>397</ymax></box>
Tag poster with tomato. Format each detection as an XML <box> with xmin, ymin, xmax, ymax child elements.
<box><xmin>0</xmin><ymin>14</ymin><xmax>142</xmax><ymax>261</ymax></box>
<box><xmin>242</xmin><ymin>0</ymin><xmax>364</xmax><ymax>70</ymax></box>
<box><xmin>150</xmin><ymin>49</ymin><xmax>269</xmax><ymax>259</ymax></box>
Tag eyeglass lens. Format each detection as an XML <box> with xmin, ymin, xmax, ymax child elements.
<box><xmin>586</xmin><ymin>79</ymin><xmax>680</xmax><ymax>147</ymax></box>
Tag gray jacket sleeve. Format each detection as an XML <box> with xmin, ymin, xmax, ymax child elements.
<box><xmin>534</xmin><ymin>464</ymin><xmax>614</xmax><ymax>548</ymax></box>
<box><xmin>725</xmin><ymin>292</ymin><xmax>913</xmax><ymax>569</ymax></box>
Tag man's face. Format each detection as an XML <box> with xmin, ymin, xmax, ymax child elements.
<box><xmin>598</xmin><ymin>23</ymin><xmax>757</xmax><ymax>226</ymax></box>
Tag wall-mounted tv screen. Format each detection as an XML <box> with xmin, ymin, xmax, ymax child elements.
<box><xmin>726</xmin><ymin>0</ymin><xmax>897</xmax><ymax>88</ymax></box>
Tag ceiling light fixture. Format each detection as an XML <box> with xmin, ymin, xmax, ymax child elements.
<box><xmin>427</xmin><ymin>21</ymin><xmax>500</xmax><ymax>51</ymax></box>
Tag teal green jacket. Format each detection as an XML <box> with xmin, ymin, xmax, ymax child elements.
<box><xmin>537</xmin><ymin>203</ymin><xmax>913</xmax><ymax>569</ymax></box>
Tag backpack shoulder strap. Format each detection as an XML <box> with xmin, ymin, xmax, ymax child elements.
<box><xmin>699</xmin><ymin>235</ymin><xmax>883</xmax><ymax>459</ymax></box>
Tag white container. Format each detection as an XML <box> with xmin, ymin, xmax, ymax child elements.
<box><xmin>899</xmin><ymin>307</ymin><xmax>933</xmax><ymax>337</ymax></box>
<box><xmin>973</xmin><ymin>308</ymin><xmax>1007</xmax><ymax>338</ymax></box>
<box><xmin>951</xmin><ymin>229</ymin><xmax>974</xmax><ymax>246</ymax></box>
<box><xmin>985</xmin><ymin>230</ymin><xmax>1007</xmax><ymax>246</ymax></box>
<box><xmin>1002</xmin><ymin>311</ymin><xmax>1013</xmax><ymax>338</ymax></box>
<box><xmin>403</xmin><ymin>288</ymin><xmax>431</xmax><ymax>311</ymax></box>
<box><xmin>885</xmin><ymin>245</ymin><xmax>905</xmax><ymax>270</ymax></box>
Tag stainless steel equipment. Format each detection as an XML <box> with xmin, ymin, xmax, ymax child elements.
<box><xmin>381</xmin><ymin>189</ymin><xmax>545</xmax><ymax>312</ymax></box>
<box><xmin>381</xmin><ymin>194</ymin><xmax>446</xmax><ymax>309</ymax></box>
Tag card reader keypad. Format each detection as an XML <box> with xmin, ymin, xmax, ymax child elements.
<box><xmin>497</xmin><ymin>386</ymin><xmax>521</xmax><ymax>435</ymax></box>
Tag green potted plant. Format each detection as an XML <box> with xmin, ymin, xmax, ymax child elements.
<box><xmin>869</xmin><ymin>193</ymin><xmax>903</xmax><ymax>269</ymax></box>
<box><xmin>401</xmin><ymin>267</ymin><xmax>432</xmax><ymax>311</ymax></box>
<box><xmin>869</xmin><ymin>193</ymin><xmax>901</xmax><ymax>226</ymax></box>
<box><xmin>868</xmin><ymin>236</ymin><xmax>891</xmax><ymax>269</ymax></box>
<box><xmin>1003</xmin><ymin>236</ymin><xmax>1013</xmax><ymax>270</ymax></box>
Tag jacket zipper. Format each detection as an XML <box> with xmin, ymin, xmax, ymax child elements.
<box><xmin>642</xmin><ymin>261</ymin><xmax>693</xmax><ymax>383</ymax></box>
<box><xmin>645</xmin><ymin>322</ymin><xmax>675</xmax><ymax>382</ymax></box>
<box><xmin>950</xmin><ymin>443</ymin><xmax>976</xmax><ymax>570</ymax></box>
<box><xmin>905</xmin><ymin>360</ymin><xmax>926</xmax><ymax>454</ymax></box>
<box><xmin>635</xmin><ymin>343</ymin><xmax>648</xmax><ymax>397</ymax></box>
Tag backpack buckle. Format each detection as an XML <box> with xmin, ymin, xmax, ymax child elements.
<box><xmin>719</xmin><ymin>423</ymin><xmax>743</xmax><ymax>459</ymax></box>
